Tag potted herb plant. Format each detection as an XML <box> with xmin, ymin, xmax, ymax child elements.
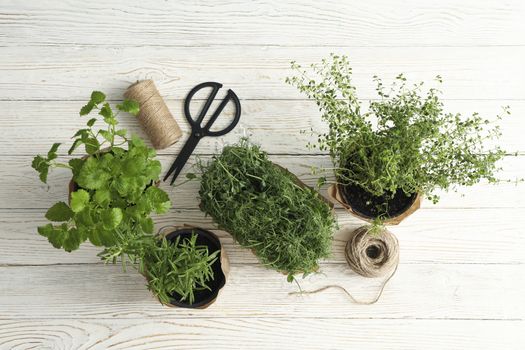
<box><xmin>31</xmin><ymin>91</ymin><xmax>227</xmax><ymax>307</ymax></box>
<box><xmin>140</xmin><ymin>227</ymin><xmax>228</xmax><ymax>308</ymax></box>
<box><xmin>286</xmin><ymin>54</ymin><xmax>508</xmax><ymax>224</ymax></box>
<box><xmin>198</xmin><ymin>139</ymin><xmax>337</xmax><ymax>282</ymax></box>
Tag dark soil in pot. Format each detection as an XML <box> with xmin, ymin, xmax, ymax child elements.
<box><xmin>164</xmin><ymin>228</ymin><xmax>226</xmax><ymax>308</ymax></box>
<box><xmin>338</xmin><ymin>182</ymin><xmax>417</xmax><ymax>219</ymax></box>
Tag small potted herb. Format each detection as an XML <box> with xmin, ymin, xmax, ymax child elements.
<box><xmin>32</xmin><ymin>91</ymin><xmax>171</xmax><ymax>250</ymax></box>
<box><xmin>287</xmin><ymin>54</ymin><xmax>508</xmax><ymax>224</ymax></box>
<box><xmin>198</xmin><ymin>139</ymin><xmax>337</xmax><ymax>281</ymax></box>
<box><xmin>140</xmin><ymin>227</ymin><xmax>228</xmax><ymax>308</ymax></box>
<box><xmin>31</xmin><ymin>91</ymin><xmax>227</xmax><ymax>307</ymax></box>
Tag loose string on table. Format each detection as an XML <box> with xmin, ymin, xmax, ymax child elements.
<box><xmin>124</xmin><ymin>79</ymin><xmax>182</xmax><ymax>150</ymax></box>
<box><xmin>289</xmin><ymin>225</ymin><xmax>399</xmax><ymax>305</ymax></box>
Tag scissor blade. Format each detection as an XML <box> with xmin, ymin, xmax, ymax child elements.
<box><xmin>163</xmin><ymin>135</ymin><xmax>201</xmax><ymax>185</ymax></box>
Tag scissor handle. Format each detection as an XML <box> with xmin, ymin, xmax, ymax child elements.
<box><xmin>184</xmin><ymin>81</ymin><xmax>241</xmax><ymax>137</ymax></box>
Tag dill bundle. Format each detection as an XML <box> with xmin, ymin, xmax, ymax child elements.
<box><xmin>199</xmin><ymin>139</ymin><xmax>336</xmax><ymax>280</ymax></box>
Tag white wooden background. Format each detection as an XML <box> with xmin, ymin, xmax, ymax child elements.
<box><xmin>0</xmin><ymin>1</ymin><xmax>524</xmax><ymax>349</ymax></box>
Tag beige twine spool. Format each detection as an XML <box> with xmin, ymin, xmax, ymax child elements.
<box><xmin>124</xmin><ymin>80</ymin><xmax>182</xmax><ymax>150</ymax></box>
<box><xmin>289</xmin><ymin>225</ymin><xmax>399</xmax><ymax>305</ymax></box>
<box><xmin>345</xmin><ymin>225</ymin><xmax>399</xmax><ymax>278</ymax></box>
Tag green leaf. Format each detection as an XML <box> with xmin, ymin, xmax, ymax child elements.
<box><xmin>38</xmin><ymin>223</ymin><xmax>64</xmax><ymax>249</ymax></box>
<box><xmin>155</xmin><ymin>200</ymin><xmax>171</xmax><ymax>214</ymax></box>
<box><xmin>87</xmin><ymin>118</ymin><xmax>97</xmax><ymax>127</ymax></box>
<box><xmin>47</xmin><ymin>143</ymin><xmax>61</xmax><ymax>160</ymax></box>
<box><xmin>70</xmin><ymin>189</ymin><xmax>90</xmax><ymax>213</ymax></box>
<box><xmin>101</xmin><ymin>208</ymin><xmax>123</xmax><ymax>229</ymax></box>
<box><xmin>145</xmin><ymin>186</ymin><xmax>171</xmax><ymax>214</ymax></box>
<box><xmin>62</xmin><ymin>227</ymin><xmax>86</xmax><ymax>252</ymax></box>
<box><xmin>123</xmin><ymin>156</ymin><xmax>146</xmax><ymax>175</ymax></box>
<box><xmin>99</xmin><ymin>130</ymin><xmax>113</xmax><ymax>143</ymax></box>
<box><xmin>88</xmin><ymin>228</ymin><xmax>116</xmax><ymax>247</ymax></box>
<box><xmin>68</xmin><ymin>139</ymin><xmax>83</xmax><ymax>155</ymax></box>
<box><xmin>31</xmin><ymin>155</ymin><xmax>50</xmax><ymax>183</ymax></box>
<box><xmin>99</xmin><ymin>103</ymin><xmax>117</xmax><ymax>126</ymax></box>
<box><xmin>80</xmin><ymin>101</ymin><xmax>95</xmax><ymax>116</ymax></box>
<box><xmin>72</xmin><ymin>129</ymin><xmax>89</xmax><ymax>139</ymax></box>
<box><xmin>75</xmin><ymin>206</ymin><xmax>94</xmax><ymax>227</ymax></box>
<box><xmin>145</xmin><ymin>160</ymin><xmax>161</xmax><ymax>180</ymax></box>
<box><xmin>94</xmin><ymin>188</ymin><xmax>111</xmax><ymax>206</ymax></box>
<box><xmin>99</xmin><ymin>102</ymin><xmax>113</xmax><ymax>119</ymax></box>
<box><xmin>115</xmin><ymin>129</ymin><xmax>127</xmax><ymax>137</ymax></box>
<box><xmin>129</xmin><ymin>134</ymin><xmax>146</xmax><ymax>149</ymax></box>
<box><xmin>45</xmin><ymin>201</ymin><xmax>73</xmax><ymax>222</ymax></box>
<box><xmin>186</xmin><ymin>173</ymin><xmax>197</xmax><ymax>180</ymax></box>
<box><xmin>140</xmin><ymin>217</ymin><xmax>154</xmax><ymax>234</ymax></box>
<box><xmin>287</xmin><ymin>274</ymin><xmax>294</xmax><ymax>283</ymax></box>
<box><xmin>38</xmin><ymin>223</ymin><xmax>84</xmax><ymax>252</ymax></box>
<box><xmin>88</xmin><ymin>229</ymin><xmax>104</xmax><ymax>246</ymax></box>
<box><xmin>84</xmin><ymin>137</ymin><xmax>100</xmax><ymax>155</ymax></box>
<box><xmin>69</xmin><ymin>158</ymin><xmax>85</xmax><ymax>177</ymax></box>
<box><xmin>116</xmin><ymin>99</ymin><xmax>140</xmax><ymax>116</ymax></box>
<box><xmin>90</xmin><ymin>91</ymin><xmax>106</xmax><ymax>105</ymax></box>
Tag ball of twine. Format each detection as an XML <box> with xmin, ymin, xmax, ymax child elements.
<box><xmin>345</xmin><ymin>225</ymin><xmax>399</xmax><ymax>278</ymax></box>
<box><xmin>289</xmin><ymin>225</ymin><xmax>399</xmax><ymax>304</ymax></box>
<box><xmin>124</xmin><ymin>80</ymin><xmax>182</xmax><ymax>150</ymax></box>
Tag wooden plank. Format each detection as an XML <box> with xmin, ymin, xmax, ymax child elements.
<box><xmin>0</xmin><ymin>318</ymin><xmax>522</xmax><ymax>350</ymax></box>
<box><xmin>1</xmin><ymin>100</ymin><xmax>523</xmax><ymax>156</ymax></box>
<box><xmin>1</xmin><ymin>46</ymin><xmax>524</xmax><ymax>101</ymax></box>
<box><xmin>0</xmin><ymin>0</ymin><xmax>523</xmax><ymax>47</ymax></box>
<box><xmin>0</xmin><ymin>155</ymin><xmax>523</xmax><ymax>209</ymax></box>
<box><xmin>0</xmin><ymin>208</ymin><xmax>523</xmax><ymax>266</ymax></box>
<box><xmin>0</xmin><ymin>263</ymin><xmax>523</xmax><ymax>320</ymax></box>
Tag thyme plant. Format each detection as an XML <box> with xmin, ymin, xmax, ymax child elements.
<box><xmin>286</xmin><ymin>54</ymin><xmax>508</xmax><ymax>205</ymax></box>
<box><xmin>198</xmin><ymin>139</ymin><xmax>336</xmax><ymax>281</ymax></box>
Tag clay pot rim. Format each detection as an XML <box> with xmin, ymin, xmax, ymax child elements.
<box><xmin>328</xmin><ymin>184</ymin><xmax>422</xmax><ymax>225</ymax></box>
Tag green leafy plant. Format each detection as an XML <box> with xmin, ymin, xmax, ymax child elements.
<box><xmin>141</xmin><ymin>233</ymin><xmax>219</xmax><ymax>305</ymax></box>
<box><xmin>32</xmin><ymin>91</ymin><xmax>171</xmax><ymax>253</ymax></box>
<box><xmin>286</xmin><ymin>54</ymin><xmax>508</xmax><ymax>209</ymax></box>
<box><xmin>32</xmin><ymin>91</ymin><xmax>221</xmax><ymax>306</ymax></box>
<box><xmin>198</xmin><ymin>139</ymin><xmax>336</xmax><ymax>281</ymax></box>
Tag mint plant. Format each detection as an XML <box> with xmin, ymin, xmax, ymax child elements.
<box><xmin>286</xmin><ymin>54</ymin><xmax>508</xmax><ymax>211</ymax></box>
<box><xmin>32</xmin><ymin>91</ymin><xmax>171</xmax><ymax>253</ymax></box>
<box><xmin>32</xmin><ymin>91</ymin><xmax>225</xmax><ymax>306</ymax></box>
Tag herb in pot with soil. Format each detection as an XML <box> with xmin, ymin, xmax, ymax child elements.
<box><xmin>286</xmin><ymin>54</ymin><xmax>508</xmax><ymax>225</ymax></box>
<box><xmin>198</xmin><ymin>139</ymin><xmax>337</xmax><ymax>282</ymax></box>
<box><xmin>31</xmin><ymin>91</ymin><xmax>226</xmax><ymax>307</ymax></box>
<box><xmin>140</xmin><ymin>227</ymin><xmax>227</xmax><ymax>308</ymax></box>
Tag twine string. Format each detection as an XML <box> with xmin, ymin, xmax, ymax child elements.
<box><xmin>124</xmin><ymin>80</ymin><xmax>182</xmax><ymax>150</ymax></box>
<box><xmin>289</xmin><ymin>226</ymin><xmax>399</xmax><ymax>305</ymax></box>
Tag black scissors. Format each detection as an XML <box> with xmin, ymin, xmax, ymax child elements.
<box><xmin>164</xmin><ymin>81</ymin><xmax>241</xmax><ymax>185</ymax></box>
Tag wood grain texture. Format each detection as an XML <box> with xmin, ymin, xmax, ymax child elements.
<box><xmin>0</xmin><ymin>319</ymin><xmax>522</xmax><ymax>350</ymax></box>
<box><xmin>1</xmin><ymin>100</ymin><xmax>522</xmax><ymax>156</ymax></box>
<box><xmin>0</xmin><ymin>263</ymin><xmax>523</xmax><ymax>320</ymax></box>
<box><xmin>1</xmin><ymin>46</ymin><xmax>524</xmax><ymax>101</ymax></box>
<box><xmin>1</xmin><ymin>208</ymin><xmax>523</xmax><ymax>266</ymax></box>
<box><xmin>1</xmin><ymin>0</ymin><xmax>524</xmax><ymax>347</ymax></box>
<box><xmin>1</xmin><ymin>0</ymin><xmax>524</xmax><ymax>47</ymax></box>
<box><xmin>1</xmin><ymin>155</ymin><xmax>522</xmax><ymax>210</ymax></box>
